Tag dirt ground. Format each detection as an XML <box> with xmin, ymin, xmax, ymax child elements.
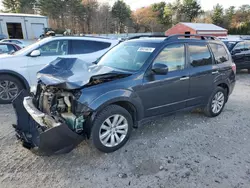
<box><xmin>0</xmin><ymin>73</ymin><xmax>250</xmax><ymax>188</ymax></box>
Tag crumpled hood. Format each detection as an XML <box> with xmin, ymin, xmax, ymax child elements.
<box><xmin>37</xmin><ymin>57</ymin><xmax>130</xmax><ymax>90</ymax></box>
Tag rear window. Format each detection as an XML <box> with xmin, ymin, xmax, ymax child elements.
<box><xmin>210</xmin><ymin>43</ymin><xmax>229</xmax><ymax>64</ymax></box>
<box><xmin>188</xmin><ymin>44</ymin><xmax>212</xmax><ymax>67</ymax></box>
<box><xmin>71</xmin><ymin>40</ymin><xmax>111</xmax><ymax>55</ymax></box>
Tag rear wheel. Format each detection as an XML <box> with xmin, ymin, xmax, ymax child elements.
<box><xmin>91</xmin><ymin>105</ymin><xmax>133</xmax><ymax>153</ymax></box>
<box><xmin>204</xmin><ymin>87</ymin><xmax>226</xmax><ymax>117</ymax></box>
<box><xmin>0</xmin><ymin>75</ymin><xmax>24</xmax><ymax>104</ymax></box>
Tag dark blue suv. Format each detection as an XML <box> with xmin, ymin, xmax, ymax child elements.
<box><xmin>13</xmin><ymin>35</ymin><xmax>236</xmax><ymax>154</ymax></box>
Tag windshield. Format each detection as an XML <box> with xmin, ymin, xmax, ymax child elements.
<box><xmin>223</xmin><ymin>41</ymin><xmax>238</xmax><ymax>51</ymax></box>
<box><xmin>98</xmin><ymin>42</ymin><xmax>158</xmax><ymax>71</ymax></box>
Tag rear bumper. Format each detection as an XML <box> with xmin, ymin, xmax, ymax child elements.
<box><xmin>12</xmin><ymin>90</ymin><xmax>84</xmax><ymax>155</ymax></box>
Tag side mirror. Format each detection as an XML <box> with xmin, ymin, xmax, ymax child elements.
<box><xmin>232</xmin><ymin>49</ymin><xmax>241</xmax><ymax>55</ymax></box>
<box><xmin>30</xmin><ymin>50</ymin><xmax>41</xmax><ymax>57</ymax></box>
<box><xmin>152</xmin><ymin>63</ymin><xmax>168</xmax><ymax>75</ymax></box>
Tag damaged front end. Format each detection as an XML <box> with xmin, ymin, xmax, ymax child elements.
<box><xmin>13</xmin><ymin>84</ymin><xmax>92</xmax><ymax>155</ymax></box>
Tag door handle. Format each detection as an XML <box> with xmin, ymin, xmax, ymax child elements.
<box><xmin>212</xmin><ymin>71</ymin><xmax>219</xmax><ymax>75</ymax></box>
<box><xmin>180</xmin><ymin>77</ymin><xmax>190</xmax><ymax>81</ymax></box>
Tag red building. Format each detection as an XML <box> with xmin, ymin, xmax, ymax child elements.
<box><xmin>165</xmin><ymin>22</ymin><xmax>228</xmax><ymax>37</ymax></box>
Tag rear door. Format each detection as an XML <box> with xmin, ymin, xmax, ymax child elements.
<box><xmin>210</xmin><ymin>42</ymin><xmax>232</xmax><ymax>83</ymax></box>
<box><xmin>186</xmin><ymin>42</ymin><xmax>219</xmax><ymax>107</ymax></box>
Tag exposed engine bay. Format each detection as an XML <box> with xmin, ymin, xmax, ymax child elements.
<box><xmin>12</xmin><ymin>58</ymin><xmax>132</xmax><ymax>155</ymax></box>
<box><xmin>33</xmin><ymin>83</ymin><xmax>90</xmax><ymax>134</ymax></box>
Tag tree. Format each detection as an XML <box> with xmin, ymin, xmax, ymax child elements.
<box><xmin>92</xmin><ymin>3</ymin><xmax>114</xmax><ymax>34</ymax></box>
<box><xmin>2</xmin><ymin>0</ymin><xmax>36</xmax><ymax>13</ymax></box>
<box><xmin>152</xmin><ymin>2</ymin><xmax>166</xmax><ymax>25</ymax></box>
<box><xmin>181</xmin><ymin>0</ymin><xmax>202</xmax><ymax>22</ymax></box>
<box><xmin>211</xmin><ymin>4</ymin><xmax>224</xmax><ymax>26</ymax></box>
<box><xmin>224</xmin><ymin>6</ymin><xmax>235</xmax><ymax>29</ymax></box>
<box><xmin>171</xmin><ymin>0</ymin><xmax>183</xmax><ymax>24</ymax></box>
<box><xmin>112</xmin><ymin>0</ymin><xmax>131</xmax><ymax>33</ymax></box>
<box><xmin>163</xmin><ymin>3</ymin><xmax>174</xmax><ymax>27</ymax></box>
<box><xmin>82</xmin><ymin>0</ymin><xmax>98</xmax><ymax>34</ymax></box>
<box><xmin>132</xmin><ymin>6</ymin><xmax>158</xmax><ymax>32</ymax></box>
<box><xmin>131</xmin><ymin>8</ymin><xmax>145</xmax><ymax>32</ymax></box>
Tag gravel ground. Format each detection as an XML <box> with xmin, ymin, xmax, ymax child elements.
<box><xmin>1</xmin><ymin>73</ymin><xmax>250</xmax><ymax>188</ymax></box>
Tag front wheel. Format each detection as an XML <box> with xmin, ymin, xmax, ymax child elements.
<box><xmin>91</xmin><ymin>105</ymin><xmax>133</xmax><ymax>153</ymax></box>
<box><xmin>204</xmin><ymin>87</ymin><xmax>227</xmax><ymax>117</ymax></box>
<box><xmin>0</xmin><ymin>75</ymin><xmax>24</xmax><ymax>104</ymax></box>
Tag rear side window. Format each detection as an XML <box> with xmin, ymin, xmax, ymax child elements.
<box><xmin>71</xmin><ymin>40</ymin><xmax>111</xmax><ymax>55</ymax></box>
<box><xmin>210</xmin><ymin>43</ymin><xmax>229</xmax><ymax>64</ymax></box>
<box><xmin>188</xmin><ymin>44</ymin><xmax>212</xmax><ymax>67</ymax></box>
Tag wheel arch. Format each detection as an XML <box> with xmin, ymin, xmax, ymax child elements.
<box><xmin>87</xmin><ymin>89</ymin><xmax>144</xmax><ymax>127</ymax></box>
<box><xmin>0</xmin><ymin>70</ymin><xmax>30</xmax><ymax>90</ymax></box>
<box><xmin>217</xmin><ymin>82</ymin><xmax>229</xmax><ymax>96</ymax></box>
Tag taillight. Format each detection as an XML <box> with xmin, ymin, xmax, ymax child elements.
<box><xmin>232</xmin><ymin>63</ymin><xmax>236</xmax><ymax>74</ymax></box>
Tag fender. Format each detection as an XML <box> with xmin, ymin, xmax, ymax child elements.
<box><xmin>0</xmin><ymin>70</ymin><xmax>30</xmax><ymax>90</ymax></box>
<box><xmin>89</xmin><ymin>89</ymin><xmax>144</xmax><ymax>121</ymax></box>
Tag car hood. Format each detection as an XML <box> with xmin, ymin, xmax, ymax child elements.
<box><xmin>37</xmin><ymin>58</ymin><xmax>131</xmax><ymax>90</ymax></box>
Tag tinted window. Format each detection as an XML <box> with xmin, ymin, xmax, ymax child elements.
<box><xmin>210</xmin><ymin>43</ymin><xmax>229</xmax><ymax>64</ymax></box>
<box><xmin>189</xmin><ymin>44</ymin><xmax>212</xmax><ymax>67</ymax></box>
<box><xmin>38</xmin><ymin>40</ymin><xmax>68</xmax><ymax>56</ymax></box>
<box><xmin>71</xmin><ymin>40</ymin><xmax>111</xmax><ymax>54</ymax></box>
<box><xmin>233</xmin><ymin>42</ymin><xmax>245</xmax><ymax>51</ymax></box>
<box><xmin>7</xmin><ymin>44</ymin><xmax>15</xmax><ymax>52</ymax></box>
<box><xmin>244</xmin><ymin>42</ymin><xmax>250</xmax><ymax>50</ymax></box>
<box><xmin>153</xmin><ymin>44</ymin><xmax>185</xmax><ymax>72</ymax></box>
<box><xmin>223</xmin><ymin>41</ymin><xmax>237</xmax><ymax>51</ymax></box>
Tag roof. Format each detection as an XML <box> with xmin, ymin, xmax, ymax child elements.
<box><xmin>181</xmin><ymin>22</ymin><xmax>227</xmax><ymax>31</ymax></box>
<box><xmin>0</xmin><ymin>13</ymin><xmax>47</xmax><ymax>18</ymax></box>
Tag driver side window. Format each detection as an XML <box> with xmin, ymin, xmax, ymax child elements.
<box><xmin>38</xmin><ymin>40</ymin><xmax>68</xmax><ymax>56</ymax></box>
<box><xmin>153</xmin><ymin>43</ymin><xmax>185</xmax><ymax>72</ymax></box>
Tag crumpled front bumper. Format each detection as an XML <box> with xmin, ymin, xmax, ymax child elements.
<box><xmin>12</xmin><ymin>90</ymin><xmax>84</xmax><ymax>155</ymax></box>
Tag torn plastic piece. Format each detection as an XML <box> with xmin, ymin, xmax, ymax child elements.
<box><xmin>12</xmin><ymin>90</ymin><xmax>84</xmax><ymax>156</ymax></box>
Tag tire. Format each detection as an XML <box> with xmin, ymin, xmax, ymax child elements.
<box><xmin>248</xmin><ymin>69</ymin><xmax>250</xmax><ymax>74</ymax></box>
<box><xmin>91</xmin><ymin>105</ymin><xmax>133</xmax><ymax>153</ymax></box>
<box><xmin>0</xmin><ymin>75</ymin><xmax>24</xmax><ymax>104</ymax></box>
<box><xmin>204</xmin><ymin>87</ymin><xmax>227</xmax><ymax>117</ymax></box>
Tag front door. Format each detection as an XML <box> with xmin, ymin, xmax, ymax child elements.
<box><xmin>140</xmin><ymin>43</ymin><xmax>189</xmax><ymax>117</ymax></box>
<box><xmin>27</xmin><ymin>40</ymin><xmax>69</xmax><ymax>87</ymax></box>
<box><xmin>186</xmin><ymin>43</ymin><xmax>219</xmax><ymax>107</ymax></box>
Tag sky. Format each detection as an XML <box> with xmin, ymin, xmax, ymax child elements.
<box><xmin>0</xmin><ymin>0</ymin><xmax>249</xmax><ymax>11</ymax></box>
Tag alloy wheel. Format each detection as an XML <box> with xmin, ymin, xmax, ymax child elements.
<box><xmin>99</xmin><ymin>114</ymin><xmax>128</xmax><ymax>147</ymax></box>
<box><xmin>211</xmin><ymin>91</ymin><xmax>225</xmax><ymax>114</ymax></box>
<box><xmin>0</xmin><ymin>80</ymin><xmax>19</xmax><ymax>101</ymax></box>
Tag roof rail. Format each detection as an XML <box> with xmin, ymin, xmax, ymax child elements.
<box><xmin>166</xmin><ymin>34</ymin><xmax>218</xmax><ymax>41</ymax></box>
<box><xmin>127</xmin><ymin>35</ymin><xmax>167</xmax><ymax>40</ymax></box>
